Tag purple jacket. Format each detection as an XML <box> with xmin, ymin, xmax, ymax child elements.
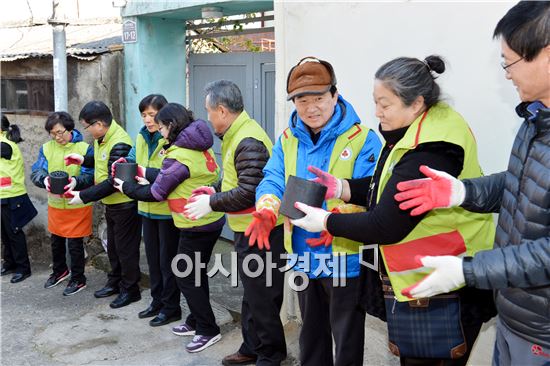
<box><xmin>151</xmin><ymin>119</ymin><xmax>224</xmax><ymax>231</ymax></box>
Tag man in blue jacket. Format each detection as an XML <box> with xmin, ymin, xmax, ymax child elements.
<box><xmin>246</xmin><ymin>57</ymin><xmax>381</xmax><ymax>366</ymax></box>
<box><xmin>394</xmin><ymin>2</ymin><xmax>550</xmax><ymax>365</ymax></box>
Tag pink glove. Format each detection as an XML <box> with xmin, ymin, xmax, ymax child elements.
<box><xmin>191</xmin><ymin>186</ymin><xmax>216</xmax><ymax>196</ymax></box>
<box><xmin>63</xmin><ymin>176</ymin><xmax>77</xmax><ymax>192</ymax></box>
<box><xmin>64</xmin><ymin>153</ymin><xmax>84</xmax><ymax>166</ymax></box>
<box><xmin>308</xmin><ymin>165</ymin><xmax>342</xmax><ymax>200</ymax></box>
<box><xmin>110</xmin><ymin>157</ymin><xmax>127</xmax><ymax>178</ymax></box>
<box><xmin>245</xmin><ymin>209</ymin><xmax>277</xmax><ymax>250</ymax></box>
<box><xmin>136</xmin><ymin>165</ymin><xmax>146</xmax><ymax>178</ymax></box>
<box><xmin>394</xmin><ymin>165</ymin><xmax>465</xmax><ymax>216</ymax></box>
<box><xmin>43</xmin><ymin>177</ymin><xmax>51</xmax><ymax>192</ymax></box>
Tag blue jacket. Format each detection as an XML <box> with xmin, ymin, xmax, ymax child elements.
<box><xmin>257</xmin><ymin>95</ymin><xmax>382</xmax><ymax>278</ymax></box>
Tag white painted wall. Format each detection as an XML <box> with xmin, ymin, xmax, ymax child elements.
<box><xmin>274</xmin><ymin>1</ymin><xmax>520</xmax><ymax>175</ymax></box>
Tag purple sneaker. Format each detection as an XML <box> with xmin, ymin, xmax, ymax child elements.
<box><xmin>172</xmin><ymin>322</ymin><xmax>195</xmax><ymax>336</ymax></box>
<box><xmin>185</xmin><ymin>334</ymin><xmax>222</xmax><ymax>353</ymax></box>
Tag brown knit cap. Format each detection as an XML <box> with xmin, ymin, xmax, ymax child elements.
<box><xmin>286</xmin><ymin>57</ymin><xmax>337</xmax><ymax>101</ymax></box>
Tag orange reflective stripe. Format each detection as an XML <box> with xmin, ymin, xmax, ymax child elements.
<box><xmin>382</xmin><ymin>231</ymin><xmax>466</xmax><ymax>273</ymax></box>
<box><xmin>48</xmin><ymin>205</ymin><xmax>93</xmax><ymax>238</ymax></box>
<box><xmin>0</xmin><ymin>177</ymin><xmax>12</xmax><ymax>188</ymax></box>
<box><xmin>168</xmin><ymin>197</ymin><xmax>188</xmax><ymax>214</ymax></box>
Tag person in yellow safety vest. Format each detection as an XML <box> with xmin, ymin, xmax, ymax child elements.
<box><xmin>30</xmin><ymin>111</ymin><xmax>93</xmax><ymax>296</ymax></box>
<box><xmin>64</xmin><ymin>101</ymin><xmax>142</xmax><ymax>309</ymax></box>
<box><xmin>113</xmin><ymin>103</ymin><xmax>226</xmax><ymax>353</ymax></box>
<box><xmin>291</xmin><ymin>56</ymin><xmax>497</xmax><ymax>366</ymax></box>
<box><xmin>0</xmin><ymin>114</ymin><xmax>37</xmax><ymax>284</ymax></box>
<box><xmin>394</xmin><ymin>3</ymin><xmax>550</xmax><ymax>365</ymax></box>
<box><xmin>182</xmin><ymin>80</ymin><xmax>287</xmax><ymax>366</ymax></box>
<box><xmin>247</xmin><ymin>57</ymin><xmax>382</xmax><ymax>366</ymax></box>
<box><xmin>112</xmin><ymin>94</ymin><xmax>183</xmax><ymax>328</ymax></box>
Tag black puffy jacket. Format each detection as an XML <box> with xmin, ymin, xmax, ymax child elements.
<box><xmin>210</xmin><ymin>137</ymin><xmax>270</xmax><ymax>215</ymax></box>
<box><xmin>461</xmin><ymin>103</ymin><xmax>550</xmax><ymax>347</ymax></box>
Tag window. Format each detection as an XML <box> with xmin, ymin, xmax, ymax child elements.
<box><xmin>1</xmin><ymin>78</ymin><xmax>54</xmax><ymax>113</ymax></box>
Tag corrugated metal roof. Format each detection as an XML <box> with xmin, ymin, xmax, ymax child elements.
<box><xmin>0</xmin><ymin>23</ymin><xmax>122</xmax><ymax>61</ymax></box>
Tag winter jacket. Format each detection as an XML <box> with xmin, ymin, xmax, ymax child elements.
<box><xmin>256</xmin><ymin>95</ymin><xmax>382</xmax><ymax>278</ymax></box>
<box><xmin>30</xmin><ymin>129</ymin><xmax>94</xmax><ymax>190</ymax></box>
<box><xmin>461</xmin><ymin>103</ymin><xmax>550</xmax><ymax>347</ymax></box>
<box><xmin>122</xmin><ymin>119</ymin><xmax>225</xmax><ymax>232</ymax></box>
<box><xmin>210</xmin><ymin>136</ymin><xmax>270</xmax><ymax>213</ymax></box>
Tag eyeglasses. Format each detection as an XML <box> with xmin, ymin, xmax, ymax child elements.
<box><xmin>83</xmin><ymin>121</ymin><xmax>98</xmax><ymax>130</ymax></box>
<box><xmin>501</xmin><ymin>56</ymin><xmax>524</xmax><ymax>71</ymax></box>
<box><xmin>49</xmin><ymin>129</ymin><xmax>67</xmax><ymax>138</ymax></box>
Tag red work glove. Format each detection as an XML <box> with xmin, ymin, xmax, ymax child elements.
<box><xmin>110</xmin><ymin>157</ymin><xmax>127</xmax><ymax>178</ymax></box>
<box><xmin>306</xmin><ymin>230</ymin><xmax>333</xmax><ymax>247</ymax></box>
<box><xmin>308</xmin><ymin>165</ymin><xmax>343</xmax><ymax>200</ymax></box>
<box><xmin>245</xmin><ymin>208</ymin><xmax>277</xmax><ymax>250</ymax></box>
<box><xmin>394</xmin><ymin>165</ymin><xmax>466</xmax><ymax>216</ymax></box>
<box><xmin>64</xmin><ymin>153</ymin><xmax>84</xmax><ymax>166</ymax></box>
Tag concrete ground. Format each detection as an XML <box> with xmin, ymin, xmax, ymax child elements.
<box><xmin>1</xmin><ymin>239</ymin><xmax>496</xmax><ymax>366</ymax></box>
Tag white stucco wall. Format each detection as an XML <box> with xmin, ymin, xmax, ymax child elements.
<box><xmin>275</xmin><ymin>1</ymin><xmax>519</xmax><ymax>175</ymax></box>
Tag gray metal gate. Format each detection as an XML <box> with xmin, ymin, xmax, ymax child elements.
<box><xmin>188</xmin><ymin>52</ymin><xmax>275</xmax><ymax>239</ymax></box>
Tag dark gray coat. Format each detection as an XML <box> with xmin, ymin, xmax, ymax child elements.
<box><xmin>461</xmin><ymin>103</ymin><xmax>550</xmax><ymax>348</ymax></box>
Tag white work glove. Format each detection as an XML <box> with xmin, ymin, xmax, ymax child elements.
<box><xmin>136</xmin><ymin>176</ymin><xmax>149</xmax><ymax>185</ymax></box>
<box><xmin>66</xmin><ymin>190</ymin><xmax>83</xmax><ymax>205</ymax></box>
<box><xmin>64</xmin><ymin>153</ymin><xmax>84</xmax><ymax>166</ymax></box>
<box><xmin>113</xmin><ymin>178</ymin><xmax>125</xmax><ymax>193</ymax></box>
<box><xmin>64</xmin><ymin>176</ymin><xmax>76</xmax><ymax>192</ymax></box>
<box><xmin>401</xmin><ymin>255</ymin><xmax>465</xmax><ymax>299</ymax></box>
<box><xmin>43</xmin><ymin>176</ymin><xmax>51</xmax><ymax>192</ymax></box>
<box><xmin>290</xmin><ymin>202</ymin><xmax>331</xmax><ymax>233</ymax></box>
<box><xmin>184</xmin><ymin>194</ymin><xmax>213</xmax><ymax>220</ymax></box>
<box><xmin>395</xmin><ymin>165</ymin><xmax>466</xmax><ymax>216</ymax></box>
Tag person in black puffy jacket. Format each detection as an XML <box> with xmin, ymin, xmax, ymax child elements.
<box><xmin>394</xmin><ymin>2</ymin><xmax>550</xmax><ymax>365</ymax></box>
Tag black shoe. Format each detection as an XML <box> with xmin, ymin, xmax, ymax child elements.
<box><xmin>110</xmin><ymin>291</ymin><xmax>141</xmax><ymax>309</ymax></box>
<box><xmin>94</xmin><ymin>286</ymin><xmax>120</xmax><ymax>298</ymax></box>
<box><xmin>63</xmin><ymin>279</ymin><xmax>87</xmax><ymax>296</ymax></box>
<box><xmin>149</xmin><ymin>312</ymin><xmax>182</xmax><ymax>327</ymax></box>
<box><xmin>138</xmin><ymin>305</ymin><xmax>161</xmax><ymax>319</ymax></box>
<box><xmin>44</xmin><ymin>269</ymin><xmax>70</xmax><ymax>289</ymax></box>
<box><xmin>10</xmin><ymin>272</ymin><xmax>31</xmax><ymax>283</ymax></box>
<box><xmin>1</xmin><ymin>267</ymin><xmax>15</xmax><ymax>276</ymax></box>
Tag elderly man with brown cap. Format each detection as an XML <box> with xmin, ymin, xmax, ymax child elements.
<box><xmin>246</xmin><ymin>57</ymin><xmax>381</xmax><ymax>366</ymax></box>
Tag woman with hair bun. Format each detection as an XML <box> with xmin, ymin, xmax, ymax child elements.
<box><xmin>290</xmin><ymin>56</ymin><xmax>497</xmax><ymax>365</ymax></box>
<box><xmin>1</xmin><ymin>114</ymin><xmax>37</xmax><ymax>284</ymax></box>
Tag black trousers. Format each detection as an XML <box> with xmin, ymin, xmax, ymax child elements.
<box><xmin>51</xmin><ymin>234</ymin><xmax>86</xmax><ymax>282</ymax></box>
<box><xmin>1</xmin><ymin>203</ymin><xmax>31</xmax><ymax>274</ymax></box>
<box><xmin>399</xmin><ymin>322</ymin><xmax>482</xmax><ymax>366</ymax></box>
<box><xmin>105</xmin><ymin>201</ymin><xmax>142</xmax><ymax>294</ymax></box>
<box><xmin>142</xmin><ymin>217</ymin><xmax>180</xmax><ymax>316</ymax></box>
<box><xmin>175</xmin><ymin>228</ymin><xmax>222</xmax><ymax>337</ymax></box>
<box><xmin>297</xmin><ymin>276</ymin><xmax>366</xmax><ymax>366</ymax></box>
<box><xmin>235</xmin><ymin>225</ymin><xmax>287</xmax><ymax>366</ymax></box>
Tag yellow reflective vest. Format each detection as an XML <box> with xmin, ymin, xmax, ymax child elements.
<box><xmin>378</xmin><ymin>103</ymin><xmax>495</xmax><ymax>302</ymax></box>
<box><xmin>94</xmin><ymin>120</ymin><xmax>133</xmax><ymax>205</ymax></box>
<box><xmin>165</xmin><ymin>145</ymin><xmax>224</xmax><ymax>229</ymax></box>
<box><xmin>0</xmin><ymin>132</ymin><xmax>26</xmax><ymax>198</ymax></box>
